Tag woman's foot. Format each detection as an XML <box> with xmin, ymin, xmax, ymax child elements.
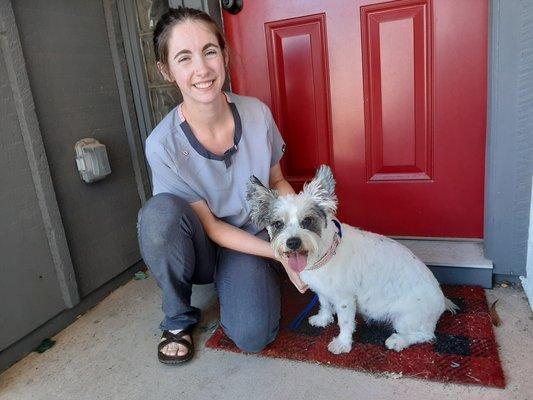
<box><xmin>158</xmin><ymin>328</ymin><xmax>194</xmax><ymax>364</ymax></box>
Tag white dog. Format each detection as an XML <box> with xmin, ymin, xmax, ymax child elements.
<box><xmin>246</xmin><ymin>165</ymin><xmax>457</xmax><ymax>354</ymax></box>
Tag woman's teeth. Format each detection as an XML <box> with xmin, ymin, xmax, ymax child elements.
<box><xmin>194</xmin><ymin>80</ymin><xmax>214</xmax><ymax>89</ymax></box>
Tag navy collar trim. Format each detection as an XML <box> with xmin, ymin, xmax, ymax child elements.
<box><xmin>179</xmin><ymin>102</ymin><xmax>242</xmax><ymax>168</ymax></box>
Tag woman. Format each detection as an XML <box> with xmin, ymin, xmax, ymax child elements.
<box><xmin>137</xmin><ymin>7</ymin><xmax>307</xmax><ymax>365</ymax></box>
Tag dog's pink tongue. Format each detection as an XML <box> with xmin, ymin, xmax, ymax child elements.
<box><xmin>288</xmin><ymin>252</ymin><xmax>308</xmax><ymax>273</ymax></box>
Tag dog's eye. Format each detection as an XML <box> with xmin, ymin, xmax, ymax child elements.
<box><xmin>301</xmin><ymin>217</ymin><xmax>313</xmax><ymax>228</ymax></box>
<box><xmin>272</xmin><ymin>220</ymin><xmax>284</xmax><ymax>230</ymax></box>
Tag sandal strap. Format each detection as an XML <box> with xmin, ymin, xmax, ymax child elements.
<box><xmin>158</xmin><ymin>329</ymin><xmax>193</xmax><ymax>353</ymax></box>
<box><xmin>161</xmin><ymin>328</ymin><xmax>191</xmax><ymax>341</ymax></box>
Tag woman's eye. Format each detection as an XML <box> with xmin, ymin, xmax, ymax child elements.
<box><xmin>272</xmin><ymin>221</ymin><xmax>284</xmax><ymax>230</ymax></box>
<box><xmin>177</xmin><ymin>56</ymin><xmax>190</xmax><ymax>63</ymax></box>
<box><xmin>301</xmin><ymin>217</ymin><xmax>313</xmax><ymax>228</ymax></box>
<box><xmin>205</xmin><ymin>49</ymin><xmax>217</xmax><ymax>57</ymax></box>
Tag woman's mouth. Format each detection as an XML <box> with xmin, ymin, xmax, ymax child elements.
<box><xmin>193</xmin><ymin>80</ymin><xmax>215</xmax><ymax>89</ymax></box>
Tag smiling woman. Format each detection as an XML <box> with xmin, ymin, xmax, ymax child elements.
<box><xmin>154</xmin><ymin>10</ymin><xmax>227</xmax><ymax>109</ymax></box>
<box><xmin>136</xmin><ymin>7</ymin><xmax>305</xmax><ymax>366</ymax></box>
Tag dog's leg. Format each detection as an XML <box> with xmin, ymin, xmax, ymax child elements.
<box><xmin>308</xmin><ymin>295</ymin><xmax>334</xmax><ymax>327</ymax></box>
<box><xmin>385</xmin><ymin>332</ymin><xmax>435</xmax><ymax>352</ymax></box>
<box><xmin>385</xmin><ymin>313</ymin><xmax>438</xmax><ymax>352</ymax></box>
<box><xmin>327</xmin><ymin>298</ymin><xmax>356</xmax><ymax>354</ymax></box>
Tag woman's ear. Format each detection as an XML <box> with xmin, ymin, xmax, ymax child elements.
<box><xmin>223</xmin><ymin>49</ymin><xmax>229</xmax><ymax>69</ymax></box>
<box><xmin>157</xmin><ymin>61</ymin><xmax>174</xmax><ymax>82</ymax></box>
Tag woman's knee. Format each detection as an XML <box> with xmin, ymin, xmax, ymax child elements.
<box><xmin>138</xmin><ymin>193</ymin><xmax>190</xmax><ymax>251</ymax></box>
<box><xmin>225</xmin><ymin>323</ymin><xmax>279</xmax><ymax>353</ymax></box>
<box><xmin>217</xmin><ymin>253</ymin><xmax>281</xmax><ymax>352</ymax></box>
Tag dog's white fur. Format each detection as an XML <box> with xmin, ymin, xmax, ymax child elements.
<box><xmin>247</xmin><ymin>165</ymin><xmax>457</xmax><ymax>354</ymax></box>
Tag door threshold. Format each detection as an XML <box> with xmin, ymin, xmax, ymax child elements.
<box><xmin>396</xmin><ymin>239</ymin><xmax>493</xmax><ymax>288</ymax></box>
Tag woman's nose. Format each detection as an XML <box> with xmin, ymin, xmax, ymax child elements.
<box><xmin>193</xmin><ymin>55</ymin><xmax>209</xmax><ymax>76</ymax></box>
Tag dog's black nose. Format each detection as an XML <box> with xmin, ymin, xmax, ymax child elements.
<box><xmin>286</xmin><ymin>237</ymin><xmax>302</xmax><ymax>250</ymax></box>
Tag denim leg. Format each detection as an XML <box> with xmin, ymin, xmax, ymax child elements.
<box><xmin>137</xmin><ymin>193</ymin><xmax>217</xmax><ymax>331</ymax></box>
<box><xmin>216</xmin><ymin>230</ymin><xmax>282</xmax><ymax>353</ymax></box>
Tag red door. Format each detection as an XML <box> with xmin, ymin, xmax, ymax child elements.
<box><xmin>223</xmin><ymin>0</ymin><xmax>487</xmax><ymax>238</ymax></box>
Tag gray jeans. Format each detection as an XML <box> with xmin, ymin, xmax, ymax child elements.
<box><xmin>137</xmin><ymin>193</ymin><xmax>282</xmax><ymax>352</ymax></box>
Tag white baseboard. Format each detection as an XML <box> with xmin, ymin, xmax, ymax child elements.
<box><xmin>520</xmin><ymin>276</ymin><xmax>533</xmax><ymax>312</ymax></box>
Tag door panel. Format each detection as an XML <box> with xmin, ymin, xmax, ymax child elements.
<box><xmin>223</xmin><ymin>0</ymin><xmax>487</xmax><ymax>238</ymax></box>
<box><xmin>361</xmin><ymin>2</ymin><xmax>432</xmax><ymax>181</ymax></box>
<box><xmin>265</xmin><ymin>14</ymin><xmax>332</xmax><ymax>186</ymax></box>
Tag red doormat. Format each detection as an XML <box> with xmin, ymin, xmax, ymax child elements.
<box><xmin>206</xmin><ymin>281</ymin><xmax>505</xmax><ymax>388</ymax></box>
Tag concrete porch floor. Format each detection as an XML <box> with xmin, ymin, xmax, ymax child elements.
<box><xmin>1</xmin><ymin>275</ymin><xmax>532</xmax><ymax>400</ymax></box>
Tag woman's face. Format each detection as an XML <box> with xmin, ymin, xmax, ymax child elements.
<box><xmin>159</xmin><ymin>20</ymin><xmax>226</xmax><ymax>107</ymax></box>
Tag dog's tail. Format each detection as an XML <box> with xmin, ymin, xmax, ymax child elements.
<box><xmin>445</xmin><ymin>297</ymin><xmax>459</xmax><ymax>314</ymax></box>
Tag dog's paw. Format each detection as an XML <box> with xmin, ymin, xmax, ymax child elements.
<box><xmin>327</xmin><ymin>337</ymin><xmax>352</xmax><ymax>354</ymax></box>
<box><xmin>309</xmin><ymin>314</ymin><xmax>333</xmax><ymax>327</ymax></box>
<box><xmin>385</xmin><ymin>333</ymin><xmax>408</xmax><ymax>352</ymax></box>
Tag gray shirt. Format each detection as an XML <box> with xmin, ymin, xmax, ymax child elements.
<box><xmin>145</xmin><ymin>92</ymin><xmax>285</xmax><ymax>234</ymax></box>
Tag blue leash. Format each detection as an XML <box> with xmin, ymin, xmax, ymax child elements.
<box><xmin>288</xmin><ymin>294</ymin><xmax>319</xmax><ymax>331</ymax></box>
<box><xmin>288</xmin><ymin>220</ymin><xmax>342</xmax><ymax>331</ymax></box>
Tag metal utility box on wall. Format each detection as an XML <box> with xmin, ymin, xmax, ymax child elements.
<box><xmin>75</xmin><ymin>138</ymin><xmax>112</xmax><ymax>183</ymax></box>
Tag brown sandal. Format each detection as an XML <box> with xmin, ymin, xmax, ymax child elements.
<box><xmin>158</xmin><ymin>328</ymin><xmax>194</xmax><ymax>365</ymax></box>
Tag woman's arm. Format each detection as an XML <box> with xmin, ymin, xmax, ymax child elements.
<box><xmin>190</xmin><ymin>199</ymin><xmax>273</xmax><ymax>258</ymax></box>
<box><xmin>269</xmin><ymin>163</ymin><xmax>295</xmax><ymax>196</ymax></box>
<box><xmin>190</xmin><ymin>164</ymin><xmax>308</xmax><ymax>292</ymax></box>
<box><xmin>191</xmin><ymin>200</ymin><xmax>307</xmax><ymax>293</ymax></box>
<box><xmin>191</xmin><ymin>163</ymin><xmax>293</xmax><ymax>256</ymax></box>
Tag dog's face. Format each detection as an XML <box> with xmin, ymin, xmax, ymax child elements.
<box><xmin>246</xmin><ymin>165</ymin><xmax>337</xmax><ymax>273</ymax></box>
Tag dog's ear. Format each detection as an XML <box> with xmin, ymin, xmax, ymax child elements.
<box><xmin>303</xmin><ymin>165</ymin><xmax>338</xmax><ymax>215</ymax></box>
<box><xmin>246</xmin><ymin>175</ymin><xmax>279</xmax><ymax>228</ymax></box>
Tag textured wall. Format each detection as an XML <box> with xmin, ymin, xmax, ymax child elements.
<box><xmin>485</xmin><ymin>0</ymin><xmax>533</xmax><ymax>276</ymax></box>
<box><xmin>11</xmin><ymin>0</ymin><xmax>142</xmax><ymax>296</ymax></box>
<box><xmin>0</xmin><ymin>2</ymin><xmax>65</xmax><ymax>350</ymax></box>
